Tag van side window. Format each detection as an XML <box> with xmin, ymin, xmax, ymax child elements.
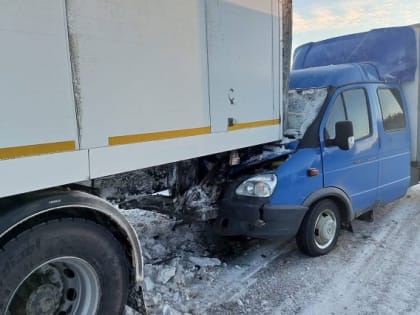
<box><xmin>325</xmin><ymin>95</ymin><xmax>346</xmax><ymax>140</ymax></box>
<box><xmin>342</xmin><ymin>89</ymin><xmax>370</xmax><ymax>140</ymax></box>
<box><xmin>377</xmin><ymin>88</ymin><xmax>405</xmax><ymax>131</ymax></box>
<box><xmin>324</xmin><ymin>88</ymin><xmax>370</xmax><ymax>142</ymax></box>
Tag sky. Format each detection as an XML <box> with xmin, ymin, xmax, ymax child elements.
<box><xmin>293</xmin><ymin>0</ymin><xmax>420</xmax><ymax>53</ymax></box>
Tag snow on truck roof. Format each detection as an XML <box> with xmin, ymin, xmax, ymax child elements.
<box><xmin>289</xmin><ymin>63</ymin><xmax>381</xmax><ymax>89</ymax></box>
<box><xmin>293</xmin><ymin>26</ymin><xmax>417</xmax><ymax>83</ymax></box>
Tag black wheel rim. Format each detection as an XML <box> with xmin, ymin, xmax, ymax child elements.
<box><xmin>6</xmin><ymin>257</ymin><xmax>100</xmax><ymax>315</ymax></box>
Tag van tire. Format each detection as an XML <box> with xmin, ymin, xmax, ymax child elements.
<box><xmin>296</xmin><ymin>199</ymin><xmax>340</xmax><ymax>256</ymax></box>
<box><xmin>0</xmin><ymin>218</ymin><xmax>129</xmax><ymax>315</ymax></box>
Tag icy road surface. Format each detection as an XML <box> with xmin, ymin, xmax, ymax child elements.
<box><xmin>123</xmin><ymin>185</ymin><xmax>420</xmax><ymax>315</ymax></box>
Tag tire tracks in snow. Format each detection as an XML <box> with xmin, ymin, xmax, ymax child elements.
<box><xmin>189</xmin><ymin>239</ymin><xmax>295</xmax><ymax>313</ymax></box>
<box><xmin>284</xmin><ymin>187</ymin><xmax>420</xmax><ymax>315</ymax></box>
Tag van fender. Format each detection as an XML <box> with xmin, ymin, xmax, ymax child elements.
<box><xmin>303</xmin><ymin>187</ymin><xmax>354</xmax><ymax>223</ymax></box>
<box><xmin>0</xmin><ymin>190</ymin><xmax>143</xmax><ymax>286</ymax></box>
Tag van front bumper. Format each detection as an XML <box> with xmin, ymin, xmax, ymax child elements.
<box><xmin>215</xmin><ymin>194</ymin><xmax>308</xmax><ymax>239</ymax></box>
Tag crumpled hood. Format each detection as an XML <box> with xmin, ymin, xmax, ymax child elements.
<box><xmin>231</xmin><ymin>139</ymin><xmax>298</xmax><ymax>174</ymax></box>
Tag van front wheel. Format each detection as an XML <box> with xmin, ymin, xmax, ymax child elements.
<box><xmin>296</xmin><ymin>199</ymin><xmax>340</xmax><ymax>256</ymax></box>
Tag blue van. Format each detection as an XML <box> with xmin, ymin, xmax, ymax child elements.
<box><xmin>216</xmin><ymin>26</ymin><xmax>417</xmax><ymax>256</ymax></box>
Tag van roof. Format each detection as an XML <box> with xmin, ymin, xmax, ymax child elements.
<box><xmin>290</xmin><ymin>63</ymin><xmax>381</xmax><ymax>89</ymax></box>
<box><xmin>293</xmin><ymin>26</ymin><xmax>417</xmax><ymax>83</ymax></box>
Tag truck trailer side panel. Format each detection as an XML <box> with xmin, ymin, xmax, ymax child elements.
<box><xmin>67</xmin><ymin>0</ymin><xmax>212</xmax><ymax>150</ymax></box>
<box><xmin>0</xmin><ymin>0</ymin><xmax>288</xmax><ymax>194</ymax></box>
<box><xmin>67</xmin><ymin>0</ymin><xmax>284</xmax><ymax>148</ymax></box>
<box><xmin>0</xmin><ymin>0</ymin><xmax>88</xmax><ymax>198</ymax></box>
<box><xmin>0</xmin><ymin>0</ymin><xmax>78</xmax><ymax>154</ymax></box>
<box><xmin>68</xmin><ymin>0</ymin><xmax>283</xmax><ymax>178</ymax></box>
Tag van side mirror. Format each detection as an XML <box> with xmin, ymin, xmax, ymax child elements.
<box><xmin>334</xmin><ymin>121</ymin><xmax>354</xmax><ymax>150</ymax></box>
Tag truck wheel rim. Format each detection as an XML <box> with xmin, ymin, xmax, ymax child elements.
<box><xmin>6</xmin><ymin>257</ymin><xmax>100</xmax><ymax>315</ymax></box>
<box><xmin>314</xmin><ymin>209</ymin><xmax>337</xmax><ymax>249</ymax></box>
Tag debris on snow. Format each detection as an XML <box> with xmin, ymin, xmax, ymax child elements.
<box><xmin>119</xmin><ymin>208</ymin><xmax>224</xmax><ymax>313</ymax></box>
<box><xmin>117</xmin><ymin>205</ymin><xmax>278</xmax><ymax>314</ymax></box>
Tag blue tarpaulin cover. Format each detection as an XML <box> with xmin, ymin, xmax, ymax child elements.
<box><xmin>293</xmin><ymin>26</ymin><xmax>417</xmax><ymax>82</ymax></box>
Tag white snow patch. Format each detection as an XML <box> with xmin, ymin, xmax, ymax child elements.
<box><xmin>152</xmin><ymin>189</ymin><xmax>171</xmax><ymax>196</ymax></box>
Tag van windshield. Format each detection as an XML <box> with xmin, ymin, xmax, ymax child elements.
<box><xmin>285</xmin><ymin>88</ymin><xmax>328</xmax><ymax>138</ymax></box>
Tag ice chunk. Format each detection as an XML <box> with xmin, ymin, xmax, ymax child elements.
<box><xmin>157</xmin><ymin>266</ymin><xmax>176</xmax><ymax>284</ymax></box>
<box><xmin>189</xmin><ymin>256</ymin><xmax>222</xmax><ymax>268</ymax></box>
<box><xmin>162</xmin><ymin>305</ymin><xmax>182</xmax><ymax>315</ymax></box>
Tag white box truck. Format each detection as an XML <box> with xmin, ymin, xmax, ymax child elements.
<box><xmin>0</xmin><ymin>1</ymin><xmax>292</xmax><ymax>314</ymax></box>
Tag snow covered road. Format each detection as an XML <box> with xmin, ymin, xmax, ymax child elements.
<box><xmin>208</xmin><ymin>185</ymin><xmax>420</xmax><ymax>314</ymax></box>
<box><xmin>123</xmin><ymin>185</ymin><xmax>420</xmax><ymax>314</ymax></box>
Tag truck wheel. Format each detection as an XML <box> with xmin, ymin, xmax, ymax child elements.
<box><xmin>0</xmin><ymin>218</ymin><xmax>129</xmax><ymax>315</ymax></box>
<box><xmin>296</xmin><ymin>199</ymin><xmax>340</xmax><ymax>256</ymax></box>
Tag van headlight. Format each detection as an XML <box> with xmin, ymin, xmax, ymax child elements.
<box><xmin>235</xmin><ymin>174</ymin><xmax>277</xmax><ymax>197</ymax></box>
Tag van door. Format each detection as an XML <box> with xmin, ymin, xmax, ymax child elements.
<box><xmin>321</xmin><ymin>87</ymin><xmax>380</xmax><ymax>213</ymax></box>
<box><xmin>376</xmin><ymin>86</ymin><xmax>410</xmax><ymax>203</ymax></box>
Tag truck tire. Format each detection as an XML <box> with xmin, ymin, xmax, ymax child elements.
<box><xmin>0</xmin><ymin>218</ymin><xmax>129</xmax><ymax>315</ymax></box>
<box><xmin>296</xmin><ymin>199</ymin><xmax>341</xmax><ymax>256</ymax></box>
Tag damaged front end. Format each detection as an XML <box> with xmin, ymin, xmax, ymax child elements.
<box><xmin>215</xmin><ymin>141</ymin><xmax>307</xmax><ymax>239</ymax></box>
<box><xmin>215</xmin><ymin>181</ymin><xmax>307</xmax><ymax>239</ymax></box>
<box><xmin>215</xmin><ymin>87</ymin><xmax>329</xmax><ymax>239</ymax></box>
